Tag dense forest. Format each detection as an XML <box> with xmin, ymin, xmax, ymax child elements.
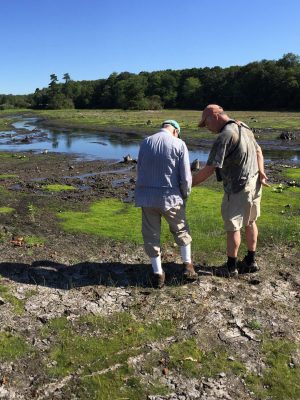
<box><xmin>1</xmin><ymin>53</ymin><xmax>300</xmax><ymax>111</ymax></box>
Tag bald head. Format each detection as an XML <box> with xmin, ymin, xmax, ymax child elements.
<box><xmin>198</xmin><ymin>104</ymin><xmax>229</xmax><ymax>133</ymax></box>
<box><xmin>198</xmin><ymin>105</ymin><xmax>224</xmax><ymax>127</ymax></box>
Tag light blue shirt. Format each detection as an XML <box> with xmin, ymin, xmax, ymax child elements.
<box><xmin>135</xmin><ymin>129</ymin><xmax>192</xmax><ymax>210</ymax></box>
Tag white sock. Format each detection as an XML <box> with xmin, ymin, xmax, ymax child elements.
<box><xmin>151</xmin><ymin>256</ymin><xmax>163</xmax><ymax>275</ymax></box>
<box><xmin>180</xmin><ymin>244</ymin><xmax>191</xmax><ymax>264</ymax></box>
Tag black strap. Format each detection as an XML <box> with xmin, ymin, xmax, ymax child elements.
<box><xmin>215</xmin><ymin>121</ymin><xmax>241</xmax><ymax>182</ymax></box>
<box><xmin>221</xmin><ymin>120</ymin><xmax>242</xmax><ymax>160</ymax></box>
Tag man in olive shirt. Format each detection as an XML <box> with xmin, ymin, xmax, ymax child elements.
<box><xmin>193</xmin><ymin>104</ymin><xmax>269</xmax><ymax>276</ymax></box>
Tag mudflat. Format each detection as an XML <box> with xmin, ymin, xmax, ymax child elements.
<box><xmin>0</xmin><ymin>150</ymin><xmax>299</xmax><ymax>399</ymax></box>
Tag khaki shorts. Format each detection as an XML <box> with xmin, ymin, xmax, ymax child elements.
<box><xmin>221</xmin><ymin>175</ymin><xmax>262</xmax><ymax>232</ymax></box>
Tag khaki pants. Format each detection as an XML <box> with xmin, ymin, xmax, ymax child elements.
<box><xmin>221</xmin><ymin>175</ymin><xmax>262</xmax><ymax>232</ymax></box>
<box><xmin>142</xmin><ymin>205</ymin><xmax>192</xmax><ymax>258</ymax></box>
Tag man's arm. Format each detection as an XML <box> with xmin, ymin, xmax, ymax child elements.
<box><xmin>192</xmin><ymin>165</ymin><xmax>215</xmax><ymax>186</ymax></box>
<box><xmin>256</xmin><ymin>145</ymin><xmax>269</xmax><ymax>187</ymax></box>
<box><xmin>179</xmin><ymin>143</ymin><xmax>192</xmax><ymax>198</ymax></box>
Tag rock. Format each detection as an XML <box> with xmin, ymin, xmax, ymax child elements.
<box><xmin>38</xmin><ymin>316</ymin><xmax>49</xmax><ymax>324</ymax></box>
<box><xmin>191</xmin><ymin>159</ymin><xmax>201</xmax><ymax>171</ymax></box>
<box><xmin>21</xmin><ymin>135</ymin><xmax>31</xmax><ymax>143</ymax></box>
<box><xmin>123</xmin><ymin>154</ymin><xmax>133</xmax><ymax>162</ymax></box>
<box><xmin>279</xmin><ymin>131</ymin><xmax>296</xmax><ymax>140</ymax></box>
<box><xmin>0</xmin><ymin>387</ymin><xmax>10</xmax><ymax>398</ymax></box>
<box><xmin>291</xmin><ymin>349</ymin><xmax>300</xmax><ymax>367</ymax></box>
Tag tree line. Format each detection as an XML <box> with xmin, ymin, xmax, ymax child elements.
<box><xmin>1</xmin><ymin>53</ymin><xmax>300</xmax><ymax>111</ymax></box>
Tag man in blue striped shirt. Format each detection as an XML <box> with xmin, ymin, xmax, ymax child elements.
<box><xmin>135</xmin><ymin>120</ymin><xmax>198</xmax><ymax>288</ymax></box>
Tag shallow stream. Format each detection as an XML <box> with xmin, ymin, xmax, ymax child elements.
<box><xmin>0</xmin><ymin>117</ymin><xmax>299</xmax><ymax>164</ymax></box>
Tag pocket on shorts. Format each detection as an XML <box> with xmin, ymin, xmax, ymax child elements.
<box><xmin>221</xmin><ymin>193</ymin><xmax>229</xmax><ymax>220</ymax></box>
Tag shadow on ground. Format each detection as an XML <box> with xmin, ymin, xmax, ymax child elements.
<box><xmin>0</xmin><ymin>261</ymin><xmax>215</xmax><ymax>289</ymax></box>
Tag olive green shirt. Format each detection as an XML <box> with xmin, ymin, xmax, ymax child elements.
<box><xmin>207</xmin><ymin>121</ymin><xmax>259</xmax><ymax>194</ymax></box>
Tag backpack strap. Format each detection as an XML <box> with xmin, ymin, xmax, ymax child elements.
<box><xmin>221</xmin><ymin>120</ymin><xmax>242</xmax><ymax>160</ymax></box>
<box><xmin>215</xmin><ymin>121</ymin><xmax>242</xmax><ymax>182</ymax></box>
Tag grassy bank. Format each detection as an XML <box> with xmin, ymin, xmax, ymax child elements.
<box><xmin>0</xmin><ymin>108</ymin><xmax>30</xmax><ymax>131</ymax></box>
<box><xmin>29</xmin><ymin>109</ymin><xmax>300</xmax><ymax>140</ymax></box>
<box><xmin>2</xmin><ymin>109</ymin><xmax>300</xmax><ymax>143</ymax></box>
<box><xmin>58</xmin><ymin>184</ymin><xmax>300</xmax><ymax>263</ymax></box>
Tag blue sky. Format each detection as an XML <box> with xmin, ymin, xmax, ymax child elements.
<box><xmin>1</xmin><ymin>0</ymin><xmax>300</xmax><ymax>94</ymax></box>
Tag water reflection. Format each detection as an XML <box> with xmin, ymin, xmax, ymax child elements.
<box><xmin>0</xmin><ymin>117</ymin><xmax>299</xmax><ymax>164</ymax></box>
<box><xmin>6</xmin><ymin>118</ymin><xmax>206</xmax><ymax>161</ymax></box>
<box><xmin>263</xmin><ymin>149</ymin><xmax>300</xmax><ymax>164</ymax></box>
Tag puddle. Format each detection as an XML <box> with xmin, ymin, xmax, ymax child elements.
<box><xmin>25</xmin><ymin>166</ymin><xmax>135</xmax><ymax>188</ymax></box>
<box><xmin>77</xmin><ymin>185</ymin><xmax>91</xmax><ymax>190</ymax></box>
<box><xmin>8</xmin><ymin>184</ymin><xmax>22</xmax><ymax>191</ymax></box>
<box><xmin>31</xmin><ymin>177</ymin><xmax>47</xmax><ymax>182</ymax></box>
<box><xmin>123</xmin><ymin>190</ymin><xmax>135</xmax><ymax>203</ymax></box>
<box><xmin>112</xmin><ymin>177</ymin><xmax>131</xmax><ymax>188</ymax></box>
<box><xmin>63</xmin><ymin>166</ymin><xmax>135</xmax><ymax>180</ymax></box>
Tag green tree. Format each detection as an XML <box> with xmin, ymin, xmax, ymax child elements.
<box><xmin>32</xmin><ymin>88</ymin><xmax>50</xmax><ymax>109</ymax></box>
<box><xmin>277</xmin><ymin>53</ymin><xmax>300</xmax><ymax>69</ymax></box>
<box><xmin>47</xmin><ymin>93</ymin><xmax>74</xmax><ymax>109</ymax></box>
<box><xmin>180</xmin><ymin>77</ymin><xmax>202</xmax><ymax>108</ymax></box>
<box><xmin>5</xmin><ymin>53</ymin><xmax>300</xmax><ymax>111</ymax></box>
<box><xmin>63</xmin><ymin>73</ymin><xmax>71</xmax><ymax>83</ymax></box>
<box><xmin>145</xmin><ymin>95</ymin><xmax>163</xmax><ymax>110</ymax></box>
<box><xmin>49</xmin><ymin>74</ymin><xmax>58</xmax><ymax>89</ymax></box>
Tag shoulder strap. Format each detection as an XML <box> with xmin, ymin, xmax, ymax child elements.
<box><xmin>239</xmin><ymin>121</ymin><xmax>252</xmax><ymax>131</ymax></box>
<box><xmin>221</xmin><ymin>121</ymin><xmax>242</xmax><ymax>160</ymax></box>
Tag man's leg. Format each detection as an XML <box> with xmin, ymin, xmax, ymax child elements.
<box><xmin>180</xmin><ymin>243</ymin><xmax>191</xmax><ymax>264</ymax></box>
<box><xmin>227</xmin><ymin>230</ymin><xmax>241</xmax><ymax>258</ymax></box>
<box><xmin>163</xmin><ymin>205</ymin><xmax>192</xmax><ymax>249</ymax></box>
<box><xmin>222</xmin><ymin>192</ymin><xmax>243</xmax><ymax>276</ymax></box>
<box><xmin>142</xmin><ymin>208</ymin><xmax>165</xmax><ymax>288</ymax></box>
<box><xmin>241</xmin><ymin>176</ymin><xmax>262</xmax><ymax>272</ymax></box>
<box><xmin>245</xmin><ymin>221</ymin><xmax>258</xmax><ymax>251</ymax></box>
<box><xmin>242</xmin><ymin>221</ymin><xmax>259</xmax><ymax>272</ymax></box>
<box><xmin>163</xmin><ymin>205</ymin><xmax>197</xmax><ymax>279</ymax></box>
<box><xmin>225</xmin><ymin>230</ymin><xmax>240</xmax><ymax>276</ymax></box>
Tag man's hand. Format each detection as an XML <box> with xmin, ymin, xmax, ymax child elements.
<box><xmin>259</xmin><ymin>171</ymin><xmax>270</xmax><ymax>187</ymax></box>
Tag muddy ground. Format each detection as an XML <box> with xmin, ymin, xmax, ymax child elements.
<box><xmin>0</xmin><ymin>151</ymin><xmax>299</xmax><ymax>399</ymax></box>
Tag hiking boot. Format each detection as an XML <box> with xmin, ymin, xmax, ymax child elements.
<box><xmin>152</xmin><ymin>272</ymin><xmax>165</xmax><ymax>289</ymax></box>
<box><xmin>240</xmin><ymin>257</ymin><xmax>260</xmax><ymax>274</ymax></box>
<box><xmin>214</xmin><ymin>263</ymin><xmax>238</xmax><ymax>278</ymax></box>
<box><xmin>227</xmin><ymin>264</ymin><xmax>239</xmax><ymax>277</ymax></box>
<box><xmin>182</xmin><ymin>262</ymin><xmax>198</xmax><ymax>280</ymax></box>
